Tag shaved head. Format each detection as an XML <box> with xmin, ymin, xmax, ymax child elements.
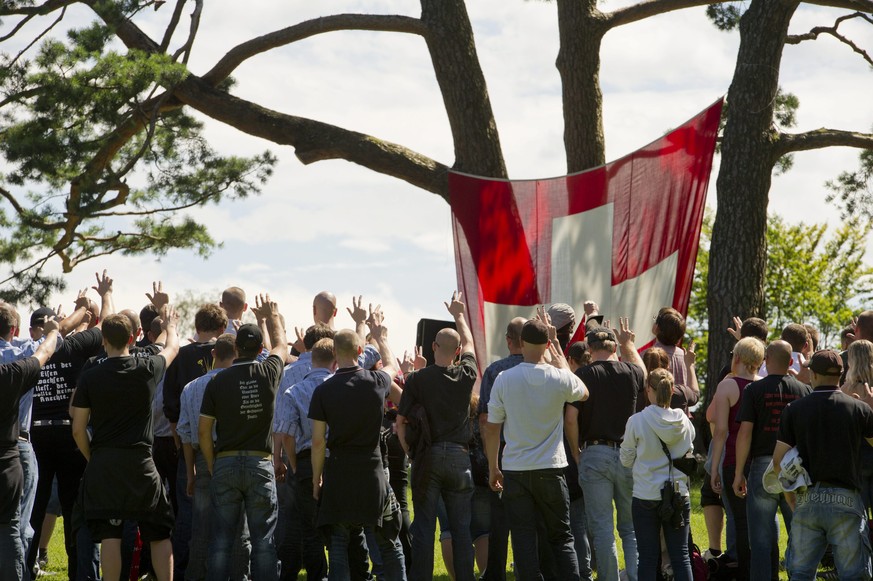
<box><xmin>766</xmin><ymin>340</ymin><xmax>793</xmax><ymax>374</ymax></box>
<box><xmin>333</xmin><ymin>328</ymin><xmax>362</xmax><ymax>361</ymax></box>
<box><xmin>434</xmin><ymin>328</ymin><xmax>461</xmax><ymax>362</ymax></box>
<box><xmin>314</xmin><ymin>291</ymin><xmax>338</xmax><ymax>326</ymax></box>
<box><xmin>506</xmin><ymin>317</ymin><xmax>526</xmax><ymax>351</ymax></box>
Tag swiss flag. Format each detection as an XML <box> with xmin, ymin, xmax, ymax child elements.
<box><xmin>449</xmin><ymin>100</ymin><xmax>723</xmax><ymax>367</ymax></box>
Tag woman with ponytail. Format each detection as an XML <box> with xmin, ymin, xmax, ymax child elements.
<box><xmin>620</xmin><ymin>369</ymin><xmax>696</xmax><ymax>581</ymax></box>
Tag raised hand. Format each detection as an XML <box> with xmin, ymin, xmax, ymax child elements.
<box><xmin>367</xmin><ymin>307</ymin><xmax>386</xmax><ymax>341</ymax></box>
<box><xmin>413</xmin><ymin>345</ymin><xmax>427</xmax><ymax>370</ymax></box>
<box><xmin>146</xmin><ymin>281</ymin><xmax>169</xmax><ymax>309</ymax></box>
<box><xmin>73</xmin><ymin>288</ymin><xmax>90</xmax><ymax>311</ymax></box>
<box><xmin>92</xmin><ymin>269</ymin><xmax>113</xmax><ymax>296</ymax></box>
<box><xmin>292</xmin><ymin>326</ymin><xmax>306</xmax><ymax>354</ymax></box>
<box><xmin>727</xmin><ymin>316</ymin><xmax>743</xmax><ymax>341</ymax></box>
<box><xmin>583</xmin><ymin>301</ymin><xmax>599</xmax><ymax>316</ymax></box>
<box><xmin>444</xmin><ymin>291</ymin><xmax>466</xmax><ymax>319</ymax></box>
<box><xmin>161</xmin><ymin>305</ymin><xmax>180</xmax><ymax>330</ymax></box>
<box><xmin>400</xmin><ymin>350</ymin><xmax>416</xmax><ymax>376</ymax></box>
<box><xmin>684</xmin><ymin>342</ymin><xmax>697</xmax><ymax>367</ymax></box>
<box><xmin>613</xmin><ymin>317</ymin><xmax>635</xmax><ymax>345</ymax></box>
<box><xmin>347</xmin><ymin>295</ymin><xmax>367</xmax><ymax>325</ymax></box>
<box><xmin>254</xmin><ymin>294</ymin><xmax>278</xmax><ymax>318</ymax></box>
<box><xmin>536</xmin><ymin>305</ymin><xmax>558</xmax><ymax>343</ymax></box>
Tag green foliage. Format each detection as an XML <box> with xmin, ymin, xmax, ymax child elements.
<box><xmin>826</xmin><ymin>148</ymin><xmax>873</xmax><ymax>220</ymax></box>
<box><xmin>705</xmin><ymin>3</ymin><xmax>744</xmax><ymax>31</ymax></box>
<box><xmin>0</xmin><ymin>19</ymin><xmax>277</xmax><ymax>302</ymax></box>
<box><xmin>688</xmin><ymin>209</ymin><xmax>873</xmax><ymax>386</ymax></box>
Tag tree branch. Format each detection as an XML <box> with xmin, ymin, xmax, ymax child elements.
<box><xmin>0</xmin><ymin>0</ymin><xmax>74</xmax><ymax>16</ymax></box>
<box><xmin>200</xmin><ymin>14</ymin><xmax>426</xmax><ymax>87</ymax></box>
<box><xmin>172</xmin><ymin>0</ymin><xmax>202</xmax><ymax>64</ymax></box>
<box><xmin>173</xmin><ymin>76</ymin><xmax>449</xmax><ymax>198</ymax></box>
<box><xmin>8</xmin><ymin>6</ymin><xmax>67</xmax><ymax>67</ymax></box>
<box><xmin>774</xmin><ymin>128</ymin><xmax>873</xmax><ymax>158</ymax></box>
<box><xmin>786</xmin><ymin>12</ymin><xmax>873</xmax><ymax>67</ymax></box>
<box><xmin>607</xmin><ymin>0</ymin><xmax>733</xmax><ymax>27</ymax></box>
<box><xmin>0</xmin><ymin>186</ymin><xmax>64</xmax><ymax>230</ymax></box>
<box><xmin>159</xmin><ymin>0</ymin><xmax>187</xmax><ymax>52</ymax></box>
<box><xmin>804</xmin><ymin>0</ymin><xmax>873</xmax><ymax>12</ymax></box>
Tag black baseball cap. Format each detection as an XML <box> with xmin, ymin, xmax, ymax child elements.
<box><xmin>236</xmin><ymin>323</ymin><xmax>263</xmax><ymax>354</ymax></box>
<box><xmin>30</xmin><ymin>307</ymin><xmax>55</xmax><ymax>328</ymax></box>
<box><xmin>585</xmin><ymin>326</ymin><xmax>617</xmax><ymax>344</ymax></box>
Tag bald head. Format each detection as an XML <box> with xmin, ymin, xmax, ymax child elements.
<box><xmin>857</xmin><ymin>310</ymin><xmax>873</xmax><ymax>341</ymax></box>
<box><xmin>220</xmin><ymin>287</ymin><xmax>247</xmax><ymax>319</ymax></box>
<box><xmin>506</xmin><ymin>317</ymin><xmax>526</xmax><ymax>353</ymax></box>
<box><xmin>765</xmin><ymin>340</ymin><xmax>793</xmax><ymax>375</ymax></box>
<box><xmin>120</xmin><ymin>309</ymin><xmax>142</xmax><ymax>337</ymax></box>
<box><xmin>314</xmin><ymin>291</ymin><xmax>338</xmax><ymax>327</ymax></box>
<box><xmin>333</xmin><ymin>328</ymin><xmax>362</xmax><ymax>362</ymax></box>
<box><xmin>434</xmin><ymin>328</ymin><xmax>461</xmax><ymax>364</ymax></box>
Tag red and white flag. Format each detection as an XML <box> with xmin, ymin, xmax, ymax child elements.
<box><xmin>449</xmin><ymin>100</ymin><xmax>723</xmax><ymax>367</ymax></box>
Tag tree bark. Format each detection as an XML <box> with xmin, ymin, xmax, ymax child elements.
<box><xmin>556</xmin><ymin>0</ymin><xmax>608</xmax><ymax>173</ymax></box>
<box><xmin>420</xmin><ymin>0</ymin><xmax>506</xmax><ymax>177</ymax></box>
<box><xmin>706</xmin><ymin>0</ymin><xmax>800</xmax><ymax>392</ymax></box>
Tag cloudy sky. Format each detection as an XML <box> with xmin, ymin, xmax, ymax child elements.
<box><xmin>4</xmin><ymin>1</ymin><xmax>872</xmax><ymax>356</ymax></box>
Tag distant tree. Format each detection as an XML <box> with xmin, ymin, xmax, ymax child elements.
<box><xmin>689</xmin><ymin>209</ymin><xmax>873</xmax><ymax>392</ymax></box>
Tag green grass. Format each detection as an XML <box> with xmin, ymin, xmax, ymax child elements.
<box><xmin>40</xmin><ymin>479</ymin><xmax>796</xmax><ymax>580</ymax></box>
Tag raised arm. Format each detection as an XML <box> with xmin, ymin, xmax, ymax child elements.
<box><xmin>368</xmin><ymin>307</ymin><xmax>398</xmax><ymax>381</ymax></box>
<box><xmin>257</xmin><ymin>294</ymin><xmax>288</xmax><ymax>362</ymax></box>
<box><xmin>684</xmin><ymin>342</ymin><xmax>700</xmax><ymax>402</ymax></box>
<box><xmin>32</xmin><ymin>319</ymin><xmax>60</xmax><ymax>367</ymax></box>
<box><xmin>347</xmin><ymin>295</ymin><xmax>369</xmax><ymax>341</ymax></box>
<box><xmin>58</xmin><ymin>290</ymin><xmax>91</xmax><ymax>336</ymax></box>
<box><xmin>614</xmin><ymin>317</ymin><xmax>646</xmax><ymax>380</ymax></box>
<box><xmin>92</xmin><ymin>269</ymin><xmax>115</xmax><ymax>325</ymax></box>
<box><xmin>158</xmin><ymin>305</ymin><xmax>181</xmax><ymax>367</ymax></box>
<box><xmin>445</xmin><ymin>291</ymin><xmax>474</xmax><ymax>357</ymax></box>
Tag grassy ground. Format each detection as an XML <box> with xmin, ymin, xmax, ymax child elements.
<box><xmin>39</xmin><ymin>478</ymin><xmax>794</xmax><ymax>579</ymax></box>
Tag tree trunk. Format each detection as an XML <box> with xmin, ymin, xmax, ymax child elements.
<box><xmin>556</xmin><ymin>0</ymin><xmax>608</xmax><ymax>172</ymax></box>
<box><xmin>420</xmin><ymin>0</ymin><xmax>507</xmax><ymax>177</ymax></box>
<box><xmin>706</xmin><ymin>0</ymin><xmax>800</xmax><ymax>392</ymax></box>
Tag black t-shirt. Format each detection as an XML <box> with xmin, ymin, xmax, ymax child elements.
<box><xmin>72</xmin><ymin>355</ymin><xmax>167</xmax><ymax>449</ymax></box>
<box><xmin>777</xmin><ymin>386</ymin><xmax>873</xmax><ymax>490</ymax></box>
<box><xmin>0</xmin><ymin>358</ymin><xmax>42</xmax><ymax>447</ymax></box>
<box><xmin>163</xmin><ymin>342</ymin><xmax>214</xmax><ymax>423</ymax></box>
<box><xmin>309</xmin><ymin>367</ymin><xmax>391</xmax><ymax>451</ymax></box>
<box><xmin>80</xmin><ymin>343</ymin><xmax>163</xmax><ymax>376</ymax></box>
<box><xmin>572</xmin><ymin>360</ymin><xmax>642</xmax><ymax>443</ymax></box>
<box><xmin>200</xmin><ymin>355</ymin><xmax>284</xmax><ymax>454</ymax></box>
<box><xmin>398</xmin><ymin>352</ymin><xmax>477</xmax><ymax>445</ymax></box>
<box><xmin>32</xmin><ymin>327</ymin><xmax>103</xmax><ymax>422</ymax></box>
<box><xmin>736</xmin><ymin>374</ymin><xmax>810</xmax><ymax>458</ymax></box>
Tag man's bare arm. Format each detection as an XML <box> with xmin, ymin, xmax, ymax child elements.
<box><xmin>564</xmin><ymin>405</ymin><xmax>581</xmax><ymax>464</ymax></box>
<box><xmin>311</xmin><ymin>420</ymin><xmax>327</xmax><ymax>500</ymax></box>
<box><xmin>92</xmin><ymin>269</ymin><xmax>115</xmax><ymax>325</ymax></box>
<box><xmin>71</xmin><ymin>406</ymin><xmax>91</xmax><ymax>462</ymax></box>
<box><xmin>614</xmin><ymin>317</ymin><xmax>646</xmax><ymax>379</ymax></box>
<box><xmin>446</xmin><ymin>291</ymin><xmax>474</xmax><ymax>357</ymax></box>
<box><xmin>369</xmin><ymin>308</ymin><xmax>398</xmax><ymax>381</ymax></box>
<box><xmin>198</xmin><ymin>416</ymin><xmax>216</xmax><ymax>475</ymax></box>
<box><xmin>257</xmin><ymin>294</ymin><xmax>288</xmax><ymax>362</ymax></box>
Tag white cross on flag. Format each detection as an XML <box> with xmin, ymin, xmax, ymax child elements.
<box><xmin>449</xmin><ymin>100</ymin><xmax>723</xmax><ymax>366</ymax></box>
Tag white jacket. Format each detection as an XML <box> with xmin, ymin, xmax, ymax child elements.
<box><xmin>620</xmin><ymin>405</ymin><xmax>695</xmax><ymax>500</ymax></box>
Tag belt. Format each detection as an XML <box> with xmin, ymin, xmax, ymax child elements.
<box><xmin>216</xmin><ymin>450</ymin><xmax>271</xmax><ymax>459</ymax></box>
<box><xmin>583</xmin><ymin>439</ymin><xmax>621</xmax><ymax>449</ymax></box>
<box><xmin>18</xmin><ymin>431</ymin><xmax>30</xmax><ymax>442</ymax></box>
<box><xmin>32</xmin><ymin>419</ymin><xmax>71</xmax><ymax>427</ymax></box>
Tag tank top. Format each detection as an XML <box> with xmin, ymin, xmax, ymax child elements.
<box><xmin>723</xmin><ymin>377</ymin><xmax>752</xmax><ymax>468</ymax></box>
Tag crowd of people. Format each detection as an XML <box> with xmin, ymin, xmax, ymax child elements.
<box><xmin>1</xmin><ymin>271</ymin><xmax>873</xmax><ymax>581</ymax></box>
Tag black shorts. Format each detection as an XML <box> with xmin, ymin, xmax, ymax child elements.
<box><xmin>88</xmin><ymin>518</ymin><xmax>172</xmax><ymax>543</ymax></box>
<box><xmin>700</xmin><ymin>474</ymin><xmax>723</xmax><ymax>508</ymax></box>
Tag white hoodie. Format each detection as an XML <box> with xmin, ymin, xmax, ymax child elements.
<box><xmin>620</xmin><ymin>405</ymin><xmax>695</xmax><ymax>500</ymax></box>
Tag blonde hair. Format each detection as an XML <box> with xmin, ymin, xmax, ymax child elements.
<box><xmin>845</xmin><ymin>339</ymin><xmax>873</xmax><ymax>397</ymax></box>
<box><xmin>733</xmin><ymin>337</ymin><xmax>765</xmax><ymax>374</ymax></box>
<box><xmin>643</xmin><ymin>347</ymin><xmax>669</xmax><ymax>374</ymax></box>
<box><xmin>647</xmin><ymin>368</ymin><xmax>674</xmax><ymax>407</ymax></box>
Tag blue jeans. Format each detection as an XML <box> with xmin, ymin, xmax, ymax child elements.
<box><xmin>190</xmin><ymin>452</ymin><xmax>250</xmax><ymax>580</ymax></box>
<box><xmin>632</xmin><ymin>496</ymin><xmax>692</xmax><ymax>581</ymax></box>
<box><xmin>206</xmin><ymin>456</ymin><xmax>279</xmax><ymax>581</ymax></box>
<box><xmin>328</xmin><ymin>523</ymin><xmax>405</xmax><ymax>581</ymax></box>
<box><xmin>174</xmin><ymin>455</ymin><xmax>193</xmax><ymax>580</ymax></box>
<box><xmin>578</xmin><ymin>445</ymin><xmax>637</xmax><ymax>581</ymax></box>
<box><xmin>410</xmin><ymin>443</ymin><xmax>474</xmax><ymax>581</ymax></box>
<box><xmin>569</xmin><ymin>495</ymin><xmax>592</xmax><ymax>581</ymax></box>
<box><xmin>746</xmin><ymin>456</ymin><xmax>792</xmax><ymax>581</ymax></box>
<box><xmin>787</xmin><ymin>485</ymin><xmax>872</xmax><ymax>581</ymax></box>
<box><xmin>18</xmin><ymin>441</ymin><xmax>37</xmax><ymax>575</ymax></box>
<box><xmin>503</xmin><ymin>468</ymin><xmax>579</xmax><ymax>581</ymax></box>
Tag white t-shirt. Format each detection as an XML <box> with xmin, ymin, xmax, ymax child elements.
<box><xmin>488</xmin><ymin>362</ymin><xmax>586</xmax><ymax>471</ymax></box>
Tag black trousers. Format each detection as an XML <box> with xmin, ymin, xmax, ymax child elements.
<box><xmin>28</xmin><ymin>425</ymin><xmax>87</xmax><ymax>580</ymax></box>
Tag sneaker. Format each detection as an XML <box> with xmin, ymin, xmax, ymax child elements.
<box><xmin>702</xmin><ymin>549</ymin><xmax>720</xmax><ymax>563</ymax></box>
<box><xmin>37</xmin><ymin>550</ymin><xmax>48</xmax><ymax>570</ymax></box>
